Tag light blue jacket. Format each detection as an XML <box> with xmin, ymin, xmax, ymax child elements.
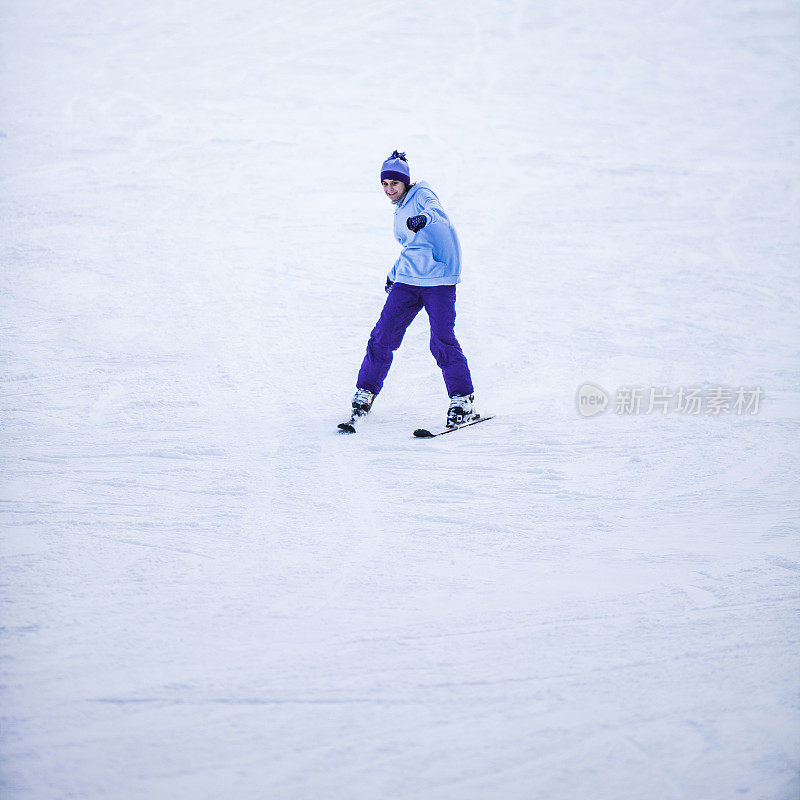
<box><xmin>387</xmin><ymin>181</ymin><xmax>462</xmax><ymax>286</ymax></box>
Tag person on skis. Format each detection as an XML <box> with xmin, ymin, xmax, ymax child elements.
<box><xmin>345</xmin><ymin>150</ymin><xmax>476</xmax><ymax>428</ymax></box>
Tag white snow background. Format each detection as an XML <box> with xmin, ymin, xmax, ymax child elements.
<box><xmin>1</xmin><ymin>0</ymin><xmax>799</xmax><ymax>798</ymax></box>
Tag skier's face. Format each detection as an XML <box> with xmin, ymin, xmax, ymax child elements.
<box><xmin>382</xmin><ymin>179</ymin><xmax>407</xmax><ymax>202</ymax></box>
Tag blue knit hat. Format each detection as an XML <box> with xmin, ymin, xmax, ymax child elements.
<box><xmin>380</xmin><ymin>150</ymin><xmax>410</xmax><ymax>184</ymax></box>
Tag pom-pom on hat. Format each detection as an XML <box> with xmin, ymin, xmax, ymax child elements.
<box><xmin>381</xmin><ymin>150</ymin><xmax>410</xmax><ymax>184</ymax></box>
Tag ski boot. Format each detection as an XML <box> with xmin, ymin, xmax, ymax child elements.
<box><xmin>338</xmin><ymin>388</ymin><xmax>375</xmax><ymax>433</ymax></box>
<box><xmin>446</xmin><ymin>394</ymin><xmax>476</xmax><ymax>427</ymax></box>
<box><xmin>351</xmin><ymin>388</ymin><xmax>375</xmax><ymax>417</ymax></box>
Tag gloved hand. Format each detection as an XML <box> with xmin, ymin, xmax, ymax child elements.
<box><xmin>406</xmin><ymin>214</ymin><xmax>427</xmax><ymax>232</ymax></box>
<box><xmin>385</xmin><ymin>277</ymin><xmax>394</xmax><ymax>294</ymax></box>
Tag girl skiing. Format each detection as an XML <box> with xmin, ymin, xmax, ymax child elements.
<box><xmin>342</xmin><ymin>151</ymin><xmax>476</xmax><ymax>430</ymax></box>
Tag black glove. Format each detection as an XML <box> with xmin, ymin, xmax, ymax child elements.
<box><xmin>406</xmin><ymin>214</ymin><xmax>427</xmax><ymax>232</ymax></box>
<box><xmin>385</xmin><ymin>277</ymin><xmax>394</xmax><ymax>293</ymax></box>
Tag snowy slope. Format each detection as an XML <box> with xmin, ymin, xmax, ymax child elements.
<box><xmin>1</xmin><ymin>0</ymin><xmax>799</xmax><ymax>798</ymax></box>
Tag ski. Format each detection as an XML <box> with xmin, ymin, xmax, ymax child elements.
<box><xmin>413</xmin><ymin>415</ymin><xmax>494</xmax><ymax>438</ymax></box>
<box><xmin>337</xmin><ymin>416</ymin><xmax>359</xmax><ymax>434</ymax></box>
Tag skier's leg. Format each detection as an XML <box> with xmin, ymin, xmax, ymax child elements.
<box><xmin>423</xmin><ymin>285</ymin><xmax>474</xmax><ymax>397</ymax></box>
<box><xmin>356</xmin><ymin>284</ymin><xmax>423</xmax><ymax>395</ymax></box>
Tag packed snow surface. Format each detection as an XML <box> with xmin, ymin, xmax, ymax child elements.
<box><xmin>2</xmin><ymin>1</ymin><xmax>799</xmax><ymax>798</ymax></box>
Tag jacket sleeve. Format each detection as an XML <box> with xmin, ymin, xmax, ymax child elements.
<box><xmin>388</xmin><ymin>258</ymin><xmax>399</xmax><ymax>282</ymax></box>
<box><xmin>416</xmin><ymin>190</ymin><xmax>449</xmax><ymax>226</ymax></box>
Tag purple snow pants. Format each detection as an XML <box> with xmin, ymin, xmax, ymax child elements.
<box><xmin>356</xmin><ymin>283</ymin><xmax>474</xmax><ymax>398</ymax></box>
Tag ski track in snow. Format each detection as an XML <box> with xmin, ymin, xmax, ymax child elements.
<box><xmin>1</xmin><ymin>1</ymin><xmax>799</xmax><ymax>798</ymax></box>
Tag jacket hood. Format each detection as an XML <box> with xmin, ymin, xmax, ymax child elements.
<box><xmin>396</xmin><ymin>180</ymin><xmax>432</xmax><ymax>209</ymax></box>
